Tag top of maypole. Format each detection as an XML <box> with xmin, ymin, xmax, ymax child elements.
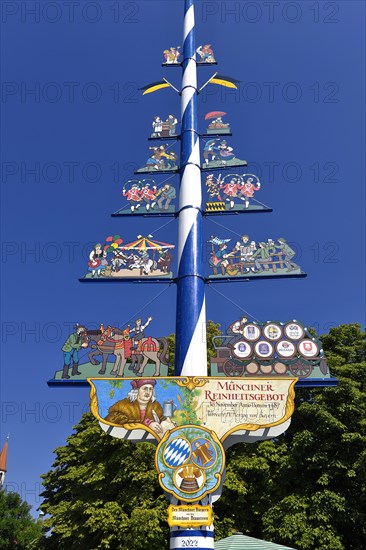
<box><xmin>182</xmin><ymin>0</ymin><xmax>198</xmax><ymax>96</ymax></box>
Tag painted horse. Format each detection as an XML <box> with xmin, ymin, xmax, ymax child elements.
<box><xmin>110</xmin><ymin>327</ymin><xmax>169</xmax><ymax>377</ymax></box>
<box><xmin>87</xmin><ymin>327</ymin><xmax>169</xmax><ymax>377</ymax></box>
<box><xmin>87</xmin><ymin>327</ymin><xmax>123</xmax><ymax>375</ymax></box>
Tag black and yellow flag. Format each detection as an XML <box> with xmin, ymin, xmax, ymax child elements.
<box><xmin>208</xmin><ymin>74</ymin><xmax>240</xmax><ymax>89</ymax></box>
<box><xmin>140</xmin><ymin>80</ymin><xmax>172</xmax><ymax>95</ymax></box>
<box><xmin>140</xmin><ymin>75</ymin><xmax>239</xmax><ymax>95</ymax></box>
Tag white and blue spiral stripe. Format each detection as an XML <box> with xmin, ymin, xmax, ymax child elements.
<box><xmin>170</xmin><ymin>496</ymin><xmax>215</xmax><ymax>550</ymax></box>
<box><xmin>172</xmin><ymin>1</ymin><xmax>211</xmax><ymax>548</ymax></box>
<box><xmin>175</xmin><ymin>0</ymin><xmax>207</xmax><ymax>378</ymax></box>
<box><xmin>170</xmin><ymin>528</ymin><xmax>214</xmax><ymax>550</ymax></box>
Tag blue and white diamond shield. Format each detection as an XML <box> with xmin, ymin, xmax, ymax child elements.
<box><xmin>156</xmin><ymin>426</ymin><xmax>225</xmax><ymax>502</ymax></box>
<box><xmin>163</xmin><ymin>437</ymin><xmax>190</xmax><ymax>468</ymax></box>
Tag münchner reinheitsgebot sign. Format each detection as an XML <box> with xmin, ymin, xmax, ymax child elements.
<box><xmin>89</xmin><ymin>376</ymin><xmax>296</xmax><ymax>503</ymax></box>
<box><xmin>90</xmin><ymin>377</ymin><xmax>296</xmax><ymax>442</ymax></box>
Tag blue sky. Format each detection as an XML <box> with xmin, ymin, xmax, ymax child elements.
<box><xmin>1</xmin><ymin>0</ymin><xmax>365</xmax><ymax>515</ymax></box>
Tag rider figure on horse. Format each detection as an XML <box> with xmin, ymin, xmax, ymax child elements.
<box><xmin>130</xmin><ymin>317</ymin><xmax>153</xmax><ymax>350</ymax></box>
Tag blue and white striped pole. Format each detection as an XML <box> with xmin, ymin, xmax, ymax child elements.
<box><xmin>175</xmin><ymin>0</ymin><xmax>207</xmax><ymax>379</ymax></box>
<box><xmin>170</xmin><ymin>527</ymin><xmax>214</xmax><ymax>550</ymax></box>
<box><xmin>170</xmin><ymin>497</ymin><xmax>214</xmax><ymax>550</ymax></box>
<box><xmin>172</xmin><ymin>2</ymin><xmax>213</xmax><ymax>548</ymax></box>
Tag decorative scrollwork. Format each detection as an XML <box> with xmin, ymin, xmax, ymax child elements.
<box><xmin>175</xmin><ymin>377</ymin><xmax>209</xmax><ymax>391</ymax></box>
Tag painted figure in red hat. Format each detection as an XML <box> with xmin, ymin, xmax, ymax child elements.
<box><xmin>105</xmin><ymin>379</ymin><xmax>165</xmax><ymax>435</ymax></box>
<box><xmin>196</xmin><ymin>44</ymin><xmax>215</xmax><ymax>63</ymax></box>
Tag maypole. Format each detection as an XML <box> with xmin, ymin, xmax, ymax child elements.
<box><xmin>175</xmin><ymin>0</ymin><xmax>207</xmax><ymax>377</ymax></box>
<box><xmin>172</xmin><ymin>4</ymin><xmax>213</xmax><ymax>545</ymax></box>
<box><xmin>47</xmin><ymin>1</ymin><xmax>337</xmax><ymax>549</ymax></box>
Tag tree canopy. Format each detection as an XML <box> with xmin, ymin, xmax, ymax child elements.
<box><xmin>0</xmin><ymin>490</ymin><xmax>43</xmax><ymax>549</ymax></box>
<box><xmin>39</xmin><ymin>323</ymin><xmax>366</xmax><ymax>550</ymax></box>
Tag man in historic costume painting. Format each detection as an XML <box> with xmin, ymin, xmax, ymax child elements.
<box><xmin>61</xmin><ymin>324</ymin><xmax>88</xmax><ymax>379</ymax></box>
<box><xmin>156</xmin><ymin>183</ymin><xmax>176</xmax><ymax>210</ymax></box>
<box><xmin>220</xmin><ymin>177</ymin><xmax>242</xmax><ymax>209</ymax></box>
<box><xmin>232</xmin><ymin>234</ymin><xmax>257</xmax><ymax>273</ymax></box>
<box><xmin>88</xmin><ymin>243</ymin><xmax>108</xmax><ymax>277</ymax></box>
<box><xmin>152</xmin><ymin>116</ymin><xmax>163</xmax><ymax>137</ymax></box>
<box><xmin>240</xmin><ymin>176</ymin><xmax>261</xmax><ymax>208</ymax></box>
<box><xmin>123</xmin><ymin>183</ymin><xmax>142</xmax><ymax>212</ymax></box>
<box><xmin>130</xmin><ymin>316</ymin><xmax>153</xmax><ymax>349</ymax></box>
<box><xmin>105</xmin><ymin>379</ymin><xmax>165</xmax><ymax>436</ymax></box>
<box><xmin>226</xmin><ymin>316</ymin><xmax>248</xmax><ymax>344</ymax></box>
<box><xmin>209</xmin><ymin>242</ymin><xmax>230</xmax><ymax>275</ymax></box>
<box><xmin>275</xmin><ymin>238</ymin><xmax>299</xmax><ymax>272</ymax></box>
<box><xmin>166</xmin><ymin>114</ymin><xmax>178</xmax><ymax>136</ymax></box>
<box><xmin>140</xmin><ymin>183</ymin><xmax>158</xmax><ymax>211</ymax></box>
<box><xmin>253</xmin><ymin>241</ymin><xmax>275</xmax><ymax>272</ymax></box>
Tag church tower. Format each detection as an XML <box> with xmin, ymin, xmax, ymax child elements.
<box><xmin>0</xmin><ymin>436</ymin><xmax>9</xmax><ymax>488</ymax></box>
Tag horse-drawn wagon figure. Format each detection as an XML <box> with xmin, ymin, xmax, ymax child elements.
<box><xmin>209</xmin><ymin>318</ymin><xmax>330</xmax><ymax>381</ymax></box>
<box><xmin>56</xmin><ymin>320</ymin><xmax>170</xmax><ymax>381</ymax></box>
<box><xmin>87</xmin><ymin>324</ymin><xmax>169</xmax><ymax>378</ymax></box>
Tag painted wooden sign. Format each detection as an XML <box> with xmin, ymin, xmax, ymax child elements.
<box><xmin>204</xmin><ymin>173</ymin><xmax>270</xmax><ymax>213</ymax></box>
<box><xmin>210</xmin><ymin>317</ymin><xmax>330</xmax><ymax>380</ymax></box>
<box><xmin>167</xmin><ymin>505</ymin><xmax>212</xmax><ymax>528</ymax></box>
<box><xmin>202</xmin><ymin>139</ymin><xmax>247</xmax><ymax>169</ymax></box>
<box><xmin>90</xmin><ymin>374</ymin><xmax>297</xmax><ymax>505</ymax></box>
<box><xmin>83</xmin><ymin>235</ymin><xmax>174</xmax><ymax>280</ymax></box>
<box><xmin>114</xmin><ymin>178</ymin><xmax>177</xmax><ymax>215</ymax></box>
<box><xmin>156</xmin><ymin>426</ymin><xmax>224</xmax><ymax>502</ymax></box>
<box><xmin>208</xmin><ymin>236</ymin><xmax>304</xmax><ymax>278</ymax></box>
<box><xmin>89</xmin><ymin>376</ymin><xmax>296</xmax><ymax>442</ymax></box>
<box><xmin>204</xmin><ymin>111</ymin><xmax>231</xmax><ymax>136</ymax></box>
<box><xmin>150</xmin><ymin>115</ymin><xmax>179</xmax><ymax>139</ymax></box>
<box><xmin>162</xmin><ymin>44</ymin><xmax>216</xmax><ymax>65</ymax></box>
<box><xmin>50</xmin><ymin>320</ymin><xmax>170</xmax><ymax>382</ymax></box>
<box><xmin>163</xmin><ymin>47</ymin><xmax>181</xmax><ymax>65</ymax></box>
<box><xmin>136</xmin><ymin>145</ymin><xmax>179</xmax><ymax>173</ymax></box>
<box><xmin>196</xmin><ymin>44</ymin><xmax>216</xmax><ymax>63</ymax></box>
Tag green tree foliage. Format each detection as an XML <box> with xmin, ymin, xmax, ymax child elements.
<box><xmin>40</xmin><ymin>323</ymin><xmax>365</xmax><ymax>550</ymax></box>
<box><xmin>0</xmin><ymin>490</ymin><xmax>42</xmax><ymax>549</ymax></box>
<box><xmin>40</xmin><ymin>415</ymin><xmax>168</xmax><ymax>550</ymax></box>
<box><xmin>206</xmin><ymin>320</ymin><xmax>222</xmax><ymax>368</ymax></box>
